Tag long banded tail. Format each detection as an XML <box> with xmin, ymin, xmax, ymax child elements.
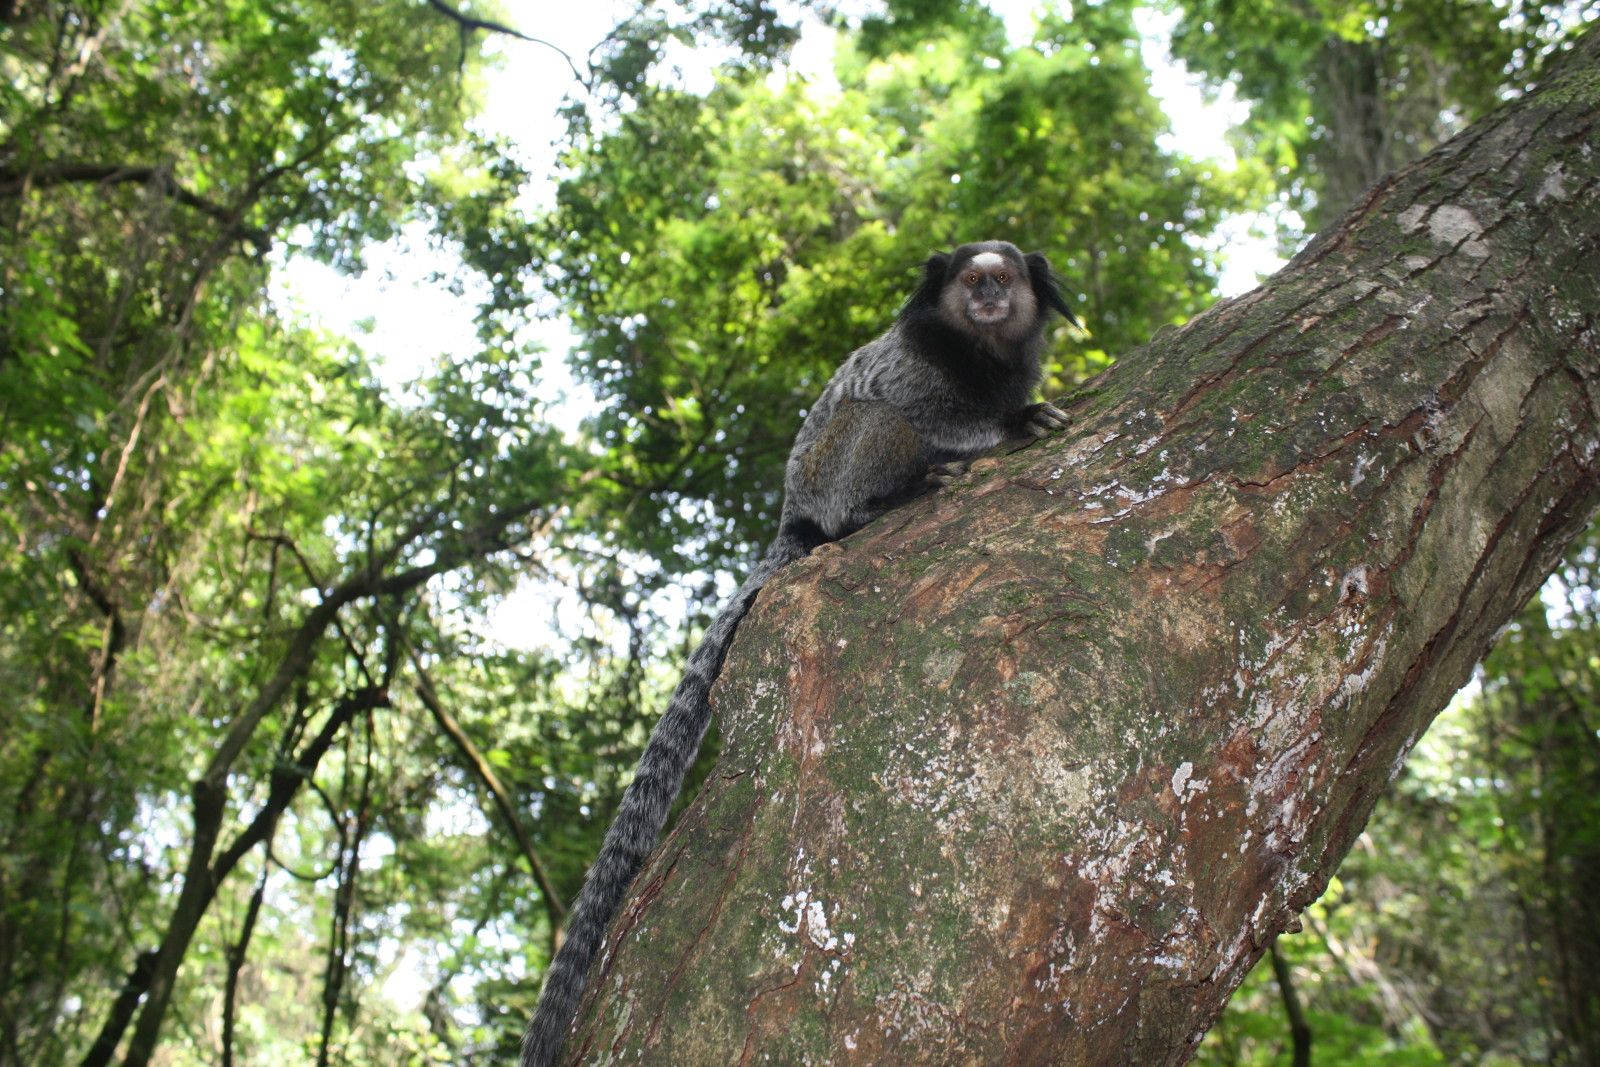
<box><xmin>521</xmin><ymin>533</ymin><xmax>812</xmax><ymax>1067</ymax></box>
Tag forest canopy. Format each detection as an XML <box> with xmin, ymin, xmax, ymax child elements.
<box><xmin>2</xmin><ymin>0</ymin><xmax>1597</xmax><ymax>1064</ymax></box>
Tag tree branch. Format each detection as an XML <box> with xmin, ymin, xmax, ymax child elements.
<box><xmin>411</xmin><ymin>654</ymin><xmax>568</xmax><ymax>933</ymax></box>
<box><xmin>0</xmin><ymin>163</ymin><xmax>272</xmax><ymax>252</ymax></box>
<box><xmin>423</xmin><ymin>0</ymin><xmax>586</xmax><ymax>83</ymax></box>
<box><xmin>83</xmin><ymin>686</ymin><xmax>389</xmax><ymax>1067</ymax></box>
<box><xmin>220</xmin><ymin>869</ymin><xmax>267</xmax><ymax>1067</ymax></box>
<box><xmin>1269</xmin><ymin>940</ymin><xmax>1312</xmax><ymax>1067</ymax></box>
<box><xmin>93</xmin><ymin>684</ymin><xmax>393</xmax><ymax>1067</ymax></box>
<box><xmin>210</xmin><ymin>499</ymin><xmax>543</xmax><ymax>780</ymax></box>
<box><xmin>86</xmin><ymin>501</ymin><xmax>542</xmax><ymax>1065</ymax></box>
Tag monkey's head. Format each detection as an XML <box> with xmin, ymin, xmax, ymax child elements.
<box><xmin>907</xmin><ymin>240</ymin><xmax>1078</xmax><ymax>344</ymax></box>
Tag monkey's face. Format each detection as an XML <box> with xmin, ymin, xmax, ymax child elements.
<box><xmin>939</xmin><ymin>243</ymin><xmax>1039</xmax><ymax>342</ymax></box>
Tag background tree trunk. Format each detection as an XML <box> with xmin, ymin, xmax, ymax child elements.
<box><xmin>561</xmin><ymin>32</ymin><xmax>1600</xmax><ymax>1065</ymax></box>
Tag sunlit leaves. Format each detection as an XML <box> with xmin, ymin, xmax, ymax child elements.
<box><xmin>536</xmin><ymin>0</ymin><xmax>1264</xmax><ymax>576</ymax></box>
<box><xmin>1168</xmin><ymin>0</ymin><xmax>1596</xmax><ymax>227</ymax></box>
<box><xmin>0</xmin><ymin>1</ymin><xmax>572</xmax><ymax>1061</ymax></box>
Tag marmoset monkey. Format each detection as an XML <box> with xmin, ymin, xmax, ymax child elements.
<box><xmin>523</xmin><ymin>240</ymin><xmax>1077</xmax><ymax>1066</ymax></box>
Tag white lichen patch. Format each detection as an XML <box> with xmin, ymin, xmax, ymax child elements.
<box><xmin>1338</xmin><ymin>565</ymin><xmax>1371</xmax><ymax>602</ymax></box>
<box><xmin>1248</xmin><ymin>728</ymin><xmax>1323</xmax><ymax>844</ymax></box>
<box><xmin>1174</xmin><ymin>764</ymin><xmax>1209</xmax><ymax>801</ymax></box>
<box><xmin>873</xmin><ymin>717</ymin><xmax>994</xmax><ymax>837</ymax></box>
<box><xmin>873</xmin><ymin>976</ymin><xmax>958</xmax><ymax>1043</ymax></box>
<box><xmin>1397</xmin><ymin>204</ymin><xmax>1428</xmax><ymax>232</ymax></box>
<box><xmin>776</xmin><ymin>889</ymin><xmax>807</xmax><ymax>935</ymax></box>
<box><xmin>1349</xmin><ymin>452</ymin><xmax>1379</xmax><ymax>488</ymax></box>
<box><xmin>773</xmin><ymin>885</ymin><xmax>857</xmax><ymax>1001</ymax></box>
<box><xmin>1427</xmin><ymin>204</ymin><xmax>1490</xmax><ymax>257</ymax></box>
<box><xmin>1150</xmin><ymin>905</ymin><xmax>1206</xmax><ymax>976</ymax></box>
<box><xmin>1537</xmin><ymin>164</ymin><xmax>1570</xmax><ymax>203</ymax></box>
<box><xmin>1170</xmin><ymin>761</ymin><xmax>1193</xmax><ymax>798</ymax></box>
<box><xmin>1082</xmin><ymin>467</ymin><xmax>1177</xmax><ymax>524</ymax></box>
<box><xmin>1072</xmin><ymin>817</ymin><xmax>1168</xmax><ymax>951</ymax></box>
<box><xmin>1336</xmin><ymin>632</ymin><xmax>1387</xmax><ymax>705</ymax></box>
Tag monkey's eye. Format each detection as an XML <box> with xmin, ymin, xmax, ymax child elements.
<box><xmin>964</xmin><ymin>271</ymin><xmax>979</xmax><ymax>285</ymax></box>
<box><xmin>996</xmin><ymin>271</ymin><xmax>1010</xmax><ymax>284</ymax></box>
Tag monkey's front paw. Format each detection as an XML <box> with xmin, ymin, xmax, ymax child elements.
<box><xmin>926</xmin><ymin>460</ymin><xmax>970</xmax><ymax>487</ymax></box>
<box><xmin>1023</xmin><ymin>402</ymin><xmax>1071</xmax><ymax>437</ymax></box>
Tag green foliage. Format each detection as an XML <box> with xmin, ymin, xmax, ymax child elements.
<box><xmin>0</xmin><ymin>0</ymin><xmax>594</xmax><ymax>1061</ymax></box>
<box><xmin>2</xmin><ymin>0</ymin><xmax>1261</xmax><ymax>1056</ymax></box>
<box><xmin>4</xmin><ymin>0</ymin><xmax>1594</xmax><ymax>1062</ymax></box>
<box><xmin>1200</xmin><ymin>934</ymin><xmax>1450</xmax><ymax>1066</ymax></box>
<box><xmin>534</xmin><ymin>0</ymin><xmax>1263</xmax><ymax>574</ymax></box>
<box><xmin>1167</xmin><ymin>0</ymin><xmax>1598</xmax><ymax>228</ymax></box>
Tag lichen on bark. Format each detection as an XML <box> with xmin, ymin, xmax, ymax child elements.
<box><xmin>561</xmin><ymin>32</ymin><xmax>1600</xmax><ymax>1067</ymax></box>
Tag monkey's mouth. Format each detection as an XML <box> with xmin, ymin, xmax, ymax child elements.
<box><xmin>969</xmin><ymin>302</ymin><xmax>1010</xmax><ymax>324</ymax></box>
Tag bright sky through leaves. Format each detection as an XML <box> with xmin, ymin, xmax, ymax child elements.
<box><xmin>272</xmin><ymin>2</ymin><xmax>1284</xmax><ymax>399</ymax></box>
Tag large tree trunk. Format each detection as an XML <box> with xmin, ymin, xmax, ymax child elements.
<box><xmin>562</xmin><ymin>33</ymin><xmax>1600</xmax><ymax>1065</ymax></box>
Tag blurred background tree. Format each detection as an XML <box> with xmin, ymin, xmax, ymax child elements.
<box><xmin>0</xmin><ymin>0</ymin><xmax>1595</xmax><ymax>1062</ymax></box>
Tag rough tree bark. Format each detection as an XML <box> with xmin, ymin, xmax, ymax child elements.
<box><xmin>562</xmin><ymin>33</ymin><xmax>1600</xmax><ymax>1065</ymax></box>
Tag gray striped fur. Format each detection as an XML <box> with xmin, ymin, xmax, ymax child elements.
<box><xmin>521</xmin><ymin>241</ymin><xmax>1074</xmax><ymax>1066</ymax></box>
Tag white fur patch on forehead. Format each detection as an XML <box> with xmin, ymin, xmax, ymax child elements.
<box><xmin>969</xmin><ymin>252</ymin><xmax>1006</xmax><ymax>271</ymax></box>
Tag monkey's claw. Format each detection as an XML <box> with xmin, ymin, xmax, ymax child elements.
<box><xmin>927</xmin><ymin>460</ymin><xmax>970</xmax><ymax>487</ymax></box>
<box><xmin>1024</xmin><ymin>402</ymin><xmax>1071</xmax><ymax>436</ymax></box>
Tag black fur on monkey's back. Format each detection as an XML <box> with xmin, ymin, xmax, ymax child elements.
<box><xmin>522</xmin><ymin>240</ymin><xmax>1075</xmax><ymax>1066</ymax></box>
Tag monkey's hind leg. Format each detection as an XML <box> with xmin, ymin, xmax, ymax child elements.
<box><xmin>797</xmin><ymin>400</ymin><xmax>933</xmax><ymax>538</ymax></box>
